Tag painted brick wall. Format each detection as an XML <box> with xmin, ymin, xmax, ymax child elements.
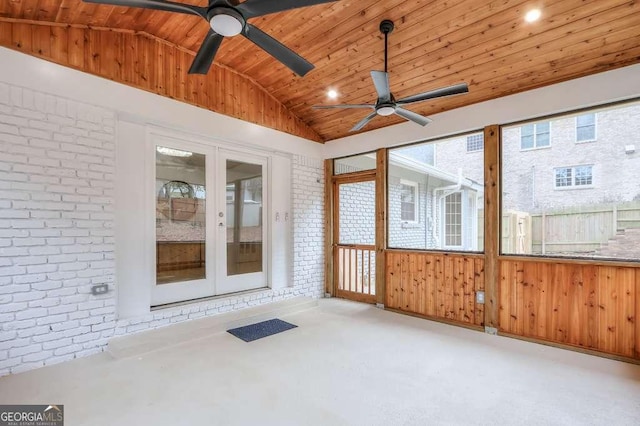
<box><xmin>0</xmin><ymin>83</ymin><xmax>117</xmax><ymax>375</ymax></box>
<box><xmin>0</xmin><ymin>83</ymin><xmax>325</xmax><ymax>376</ymax></box>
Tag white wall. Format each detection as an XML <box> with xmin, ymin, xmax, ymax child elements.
<box><xmin>0</xmin><ymin>48</ymin><xmax>325</xmax><ymax>376</ymax></box>
<box><xmin>323</xmin><ymin>63</ymin><xmax>640</xmax><ymax>158</ymax></box>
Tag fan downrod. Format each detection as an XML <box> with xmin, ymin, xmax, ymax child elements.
<box><xmin>379</xmin><ymin>20</ymin><xmax>394</xmax><ymax>35</ymax></box>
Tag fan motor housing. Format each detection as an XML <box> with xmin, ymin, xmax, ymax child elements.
<box><xmin>380</xmin><ymin>20</ymin><xmax>395</xmax><ymax>35</ymax></box>
<box><xmin>208</xmin><ymin>7</ymin><xmax>246</xmax><ymax>32</ymax></box>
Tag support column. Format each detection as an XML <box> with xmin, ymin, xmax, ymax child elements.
<box><xmin>324</xmin><ymin>159</ymin><xmax>335</xmax><ymax>296</ymax></box>
<box><xmin>375</xmin><ymin>149</ymin><xmax>388</xmax><ymax>306</ymax></box>
<box><xmin>484</xmin><ymin>125</ymin><xmax>501</xmax><ymax>330</ymax></box>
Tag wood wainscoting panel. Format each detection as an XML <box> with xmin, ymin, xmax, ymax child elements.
<box><xmin>499</xmin><ymin>259</ymin><xmax>638</xmax><ymax>359</ymax></box>
<box><xmin>386</xmin><ymin>251</ymin><xmax>485</xmax><ymax>327</ymax></box>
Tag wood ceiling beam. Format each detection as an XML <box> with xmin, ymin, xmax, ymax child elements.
<box><xmin>0</xmin><ymin>18</ymin><xmax>324</xmax><ymax>142</ymax></box>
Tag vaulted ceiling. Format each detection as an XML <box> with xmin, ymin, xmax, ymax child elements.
<box><xmin>1</xmin><ymin>0</ymin><xmax>639</xmax><ymax>142</ymax></box>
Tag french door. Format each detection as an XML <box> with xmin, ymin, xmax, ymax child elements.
<box><xmin>216</xmin><ymin>150</ymin><xmax>267</xmax><ymax>295</ymax></box>
<box><xmin>151</xmin><ymin>137</ymin><xmax>267</xmax><ymax>306</ymax></box>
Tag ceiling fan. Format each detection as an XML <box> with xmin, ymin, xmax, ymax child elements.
<box><xmin>314</xmin><ymin>20</ymin><xmax>469</xmax><ymax>132</ymax></box>
<box><xmin>82</xmin><ymin>0</ymin><xmax>338</xmax><ymax>75</ymax></box>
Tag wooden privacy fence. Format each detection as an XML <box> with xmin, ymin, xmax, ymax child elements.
<box><xmin>502</xmin><ymin>202</ymin><xmax>640</xmax><ymax>255</ymax></box>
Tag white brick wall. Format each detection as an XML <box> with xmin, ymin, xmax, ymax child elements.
<box><xmin>0</xmin><ymin>83</ymin><xmax>116</xmax><ymax>375</ymax></box>
<box><xmin>292</xmin><ymin>155</ymin><xmax>325</xmax><ymax>298</ymax></box>
<box><xmin>0</xmin><ymin>83</ymin><xmax>325</xmax><ymax>376</ymax></box>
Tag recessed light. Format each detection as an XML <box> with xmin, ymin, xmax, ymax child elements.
<box><xmin>525</xmin><ymin>9</ymin><xmax>542</xmax><ymax>23</ymax></box>
<box><xmin>327</xmin><ymin>89</ymin><xmax>338</xmax><ymax>99</ymax></box>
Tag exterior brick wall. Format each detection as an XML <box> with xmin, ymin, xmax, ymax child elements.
<box><xmin>0</xmin><ymin>83</ymin><xmax>325</xmax><ymax>376</ymax></box>
<box><xmin>500</xmin><ymin>104</ymin><xmax>640</xmax><ymax>212</ymax></box>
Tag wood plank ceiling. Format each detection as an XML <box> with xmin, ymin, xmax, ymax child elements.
<box><xmin>1</xmin><ymin>0</ymin><xmax>639</xmax><ymax>142</ymax></box>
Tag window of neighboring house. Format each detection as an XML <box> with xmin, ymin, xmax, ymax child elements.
<box><xmin>444</xmin><ymin>192</ymin><xmax>463</xmax><ymax>247</ymax></box>
<box><xmin>554</xmin><ymin>165</ymin><xmax>593</xmax><ymax>188</ymax></box>
<box><xmin>521</xmin><ymin>122</ymin><xmax>550</xmax><ymax>150</ymax></box>
<box><xmin>400</xmin><ymin>180</ymin><xmax>418</xmax><ymax>222</ymax></box>
<box><xmin>576</xmin><ymin>113</ymin><xmax>596</xmax><ymax>142</ymax></box>
<box><xmin>466</xmin><ymin>133</ymin><xmax>484</xmax><ymax>152</ymax></box>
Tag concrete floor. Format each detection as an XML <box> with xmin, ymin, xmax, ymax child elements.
<box><xmin>1</xmin><ymin>299</ymin><xmax>639</xmax><ymax>425</ymax></box>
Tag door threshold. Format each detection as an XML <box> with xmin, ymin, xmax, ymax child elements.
<box><xmin>151</xmin><ymin>287</ymin><xmax>270</xmax><ymax>311</ymax></box>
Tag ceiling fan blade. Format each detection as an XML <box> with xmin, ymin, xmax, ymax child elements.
<box><xmin>242</xmin><ymin>24</ymin><xmax>314</xmax><ymax>77</ymax></box>
<box><xmin>394</xmin><ymin>107</ymin><xmax>432</xmax><ymax>126</ymax></box>
<box><xmin>371</xmin><ymin>71</ymin><xmax>391</xmax><ymax>102</ymax></box>
<box><xmin>313</xmin><ymin>104</ymin><xmax>374</xmax><ymax>110</ymax></box>
<box><xmin>188</xmin><ymin>30</ymin><xmax>224</xmax><ymax>75</ymax></box>
<box><xmin>82</xmin><ymin>0</ymin><xmax>207</xmax><ymax>18</ymax></box>
<box><xmin>351</xmin><ymin>111</ymin><xmax>378</xmax><ymax>132</ymax></box>
<box><xmin>237</xmin><ymin>0</ymin><xmax>338</xmax><ymax>19</ymax></box>
<box><xmin>396</xmin><ymin>83</ymin><xmax>469</xmax><ymax>105</ymax></box>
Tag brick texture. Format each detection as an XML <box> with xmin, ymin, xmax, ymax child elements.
<box><xmin>0</xmin><ymin>82</ymin><xmax>325</xmax><ymax>376</ymax></box>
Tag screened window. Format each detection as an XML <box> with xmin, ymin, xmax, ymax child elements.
<box><xmin>576</xmin><ymin>113</ymin><xmax>596</xmax><ymax>142</ymax></box>
<box><xmin>334</xmin><ymin>153</ymin><xmax>376</xmax><ymax>175</ymax></box>
<box><xmin>400</xmin><ymin>181</ymin><xmax>418</xmax><ymax>222</ymax></box>
<box><xmin>501</xmin><ymin>99</ymin><xmax>640</xmax><ymax>261</ymax></box>
<box><xmin>521</xmin><ymin>122</ymin><xmax>550</xmax><ymax>150</ymax></box>
<box><xmin>466</xmin><ymin>133</ymin><xmax>484</xmax><ymax>152</ymax></box>
<box><xmin>388</xmin><ymin>132</ymin><xmax>483</xmax><ymax>252</ymax></box>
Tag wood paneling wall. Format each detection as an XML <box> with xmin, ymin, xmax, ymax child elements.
<box><xmin>0</xmin><ymin>20</ymin><xmax>322</xmax><ymax>142</ymax></box>
<box><xmin>386</xmin><ymin>251</ymin><xmax>485</xmax><ymax>327</ymax></box>
<box><xmin>499</xmin><ymin>259</ymin><xmax>639</xmax><ymax>359</ymax></box>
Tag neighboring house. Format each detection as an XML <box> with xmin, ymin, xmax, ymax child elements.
<box><xmin>336</xmin><ymin>149</ymin><xmax>484</xmax><ymax>252</ymax></box>
<box><xmin>388</xmin><ymin>152</ymin><xmax>483</xmax><ymax>252</ymax></box>
<box><xmin>433</xmin><ymin>101</ymin><xmax>640</xmax><ymax>257</ymax></box>
<box><xmin>501</xmin><ymin>103</ymin><xmax>640</xmax><ymax>213</ymax></box>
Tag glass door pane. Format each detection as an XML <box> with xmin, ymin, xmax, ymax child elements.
<box><xmin>216</xmin><ymin>151</ymin><xmax>267</xmax><ymax>296</ymax></box>
<box><xmin>226</xmin><ymin>160</ymin><xmax>263</xmax><ymax>276</ymax></box>
<box><xmin>156</xmin><ymin>146</ymin><xmax>207</xmax><ymax>284</ymax></box>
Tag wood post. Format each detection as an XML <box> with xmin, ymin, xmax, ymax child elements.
<box><xmin>484</xmin><ymin>125</ymin><xmax>501</xmax><ymax>329</ymax></box>
<box><xmin>375</xmin><ymin>149</ymin><xmax>388</xmax><ymax>305</ymax></box>
<box><xmin>324</xmin><ymin>159</ymin><xmax>335</xmax><ymax>296</ymax></box>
